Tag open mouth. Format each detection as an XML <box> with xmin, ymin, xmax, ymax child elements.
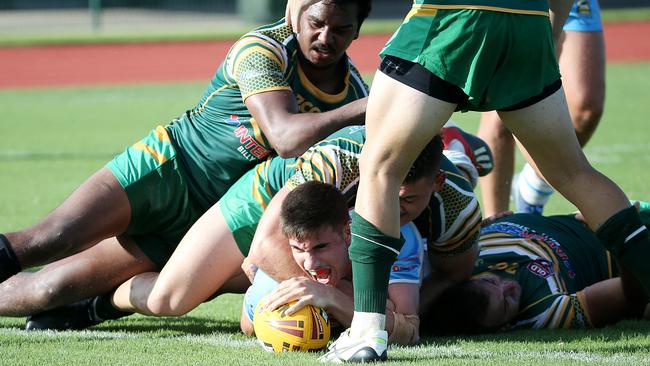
<box><xmin>308</xmin><ymin>268</ymin><xmax>332</xmax><ymax>284</ymax></box>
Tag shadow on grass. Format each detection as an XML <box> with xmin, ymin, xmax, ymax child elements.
<box><xmin>0</xmin><ymin>315</ymin><xmax>242</xmax><ymax>336</ymax></box>
<box><xmin>95</xmin><ymin>315</ymin><xmax>242</xmax><ymax>336</ymax></box>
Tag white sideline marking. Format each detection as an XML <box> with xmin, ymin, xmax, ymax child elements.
<box><xmin>0</xmin><ymin>328</ymin><xmax>258</xmax><ymax>348</ymax></box>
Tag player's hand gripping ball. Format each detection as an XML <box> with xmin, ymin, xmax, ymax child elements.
<box><xmin>253</xmin><ymin>301</ymin><xmax>330</xmax><ymax>352</ymax></box>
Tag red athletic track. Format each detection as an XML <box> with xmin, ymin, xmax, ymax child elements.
<box><xmin>1</xmin><ymin>21</ymin><xmax>649</xmax><ymax>89</ymax></box>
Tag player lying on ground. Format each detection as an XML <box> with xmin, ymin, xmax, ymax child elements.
<box><xmin>23</xmin><ymin>125</ymin><xmax>455</xmax><ymax>330</ymax></box>
<box><xmin>288</xmin><ymin>0</ymin><xmax>650</xmax><ymax>362</ymax></box>
<box><xmin>243</xmin><ymin>124</ymin><xmax>483</xmax><ymax>318</ymax></box>
<box><xmin>423</xmin><ymin>202</ymin><xmax>650</xmax><ymax>334</ymax></box>
<box><xmin>240</xmin><ymin>181</ymin><xmax>423</xmax><ymax>345</ymax></box>
<box><xmin>0</xmin><ymin>0</ymin><xmax>371</xmax><ymax>325</ymax></box>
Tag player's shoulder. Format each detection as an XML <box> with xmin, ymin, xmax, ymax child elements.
<box><xmin>240</xmin><ymin>20</ymin><xmax>296</xmax><ymax>52</ymax></box>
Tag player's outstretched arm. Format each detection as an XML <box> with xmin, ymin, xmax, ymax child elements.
<box><xmin>245</xmin><ymin>93</ymin><xmax>367</xmax><ymax>158</ymax></box>
<box><xmin>581</xmin><ymin>278</ymin><xmax>646</xmax><ymax>327</ymax></box>
<box><xmin>246</xmin><ymin>187</ymin><xmax>304</xmax><ymax>281</ymax></box>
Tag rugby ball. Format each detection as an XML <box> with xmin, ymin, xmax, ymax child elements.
<box><xmin>253</xmin><ymin>301</ymin><xmax>330</xmax><ymax>352</ymax></box>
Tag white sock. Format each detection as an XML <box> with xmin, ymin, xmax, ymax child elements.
<box><xmin>350</xmin><ymin>311</ymin><xmax>385</xmax><ymax>338</ymax></box>
<box><xmin>518</xmin><ymin>163</ymin><xmax>554</xmax><ymax>205</ymax></box>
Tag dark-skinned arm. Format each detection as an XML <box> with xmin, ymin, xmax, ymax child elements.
<box><xmin>245</xmin><ymin>91</ymin><xmax>366</xmax><ymax>158</ymax></box>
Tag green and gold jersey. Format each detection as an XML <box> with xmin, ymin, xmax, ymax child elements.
<box><xmin>408</xmin><ymin>0</ymin><xmax>549</xmax><ymax>16</ymax></box>
<box><xmin>166</xmin><ymin>19</ymin><xmax>369</xmax><ymax>210</ymax></box>
<box><xmin>413</xmin><ymin>159</ymin><xmax>481</xmax><ymax>256</ymax></box>
<box><xmin>475</xmin><ymin>214</ymin><xmax>616</xmax><ymax>329</ymax></box>
<box><xmin>239</xmin><ymin>125</ymin><xmax>480</xmax><ymax>256</ymax></box>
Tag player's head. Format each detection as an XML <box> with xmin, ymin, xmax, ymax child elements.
<box><xmin>421</xmin><ymin>274</ymin><xmax>521</xmax><ymax>335</ymax></box>
<box><xmin>295</xmin><ymin>0</ymin><xmax>371</xmax><ymax>69</ymax></box>
<box><xmin>281</xmin><ymin>181</ymin><xmax>351</xmax><ymax>287</ymax></box>
<box><xmin>399</xmin><ymin>134</ymin><xmax>445</xmax><ymax>225</ymax></box>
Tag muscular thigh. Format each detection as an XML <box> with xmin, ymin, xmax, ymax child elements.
<box><xmin>10</xmin><ymin>167</ymin><xmax>131</xmax><ymax>267</ymax></box>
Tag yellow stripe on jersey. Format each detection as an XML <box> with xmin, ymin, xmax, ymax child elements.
<box><xmin>242</xmin><ymin>86</ymin><xmax>292</xmax><ymax>102</ymax></box>
<box><xmin>252</xmin><ymin>160</ymin><xmax>271</xmax><ymax>210</ymax></box>
<box><xmin>133</xmin><ymin>142</ymin><xmax>167</xmax><ymax>165</ymax></box>
<box><xmin>433</xmin><ymin>204</ymin><xmax>481</xmax><ymax>252</ymax></box>
<box><xmin>409</xmin><ymin>3</ymin><xmax>549</xmax><ymax>17</ymax></box>
<box><xmin>550</xmin><ymin>297</ymin><xmax>571</xmax><ymax>328</ymax></box>
<box><xmin>575</xmin><ymin>291</ymin><xmax>593</xmax><ymax>327</ymax></box>
<box><xmin>519</xmin><ymin>293</ymin><xmax>556</xmax><ymax>316</ymax></box>
<box><xmin>233</xmin><ymin>46</ymin><xmax>283</xmax><ymax>75</ymax></box>
<box><xmin>405</xmin><ymin>6</ymin><xmax>438</xmax><ymax>22</ymax></box>
<box><xmin>297</xmin><ymin>64</ymin><xmax>350</xmax><ymax>104</ymax></box>
<box><xmin>193</xmin><ymin>83</ymin><xmax>237</xmax><ymax>116</ymax></box>
<box><xmin>480</xmin><ymin>237</ymin><xmax>550</xmax><ymax>260</ymax></box>
<box><xmin>154</xmin><ymin>125</ymin><xmax>171</xmax><ymax>142</ymax></box>
<box><xmin>228</xmin><ymin>38</ymin><xmax>286</xmax><ymax>75</ymax></box>
<box><xmin>249</xmin><ymin>117</ymin><xmax>269</xmax><ymax>148</ymax></box>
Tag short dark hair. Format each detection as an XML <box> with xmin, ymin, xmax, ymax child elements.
<box><xmin>404</xmin><ymin>134</ymin><xmax>444</xmax><ymax>184</ymax></box>
<box><xmin>280</xmin><ymin>181</ymin><xmax>349</xmax><ymax>241</ymax></box>
<box><xmin>420</xmin><ymin>279</ymin><xmax>491</xmax><ymax>336</ymax></box>
<box><xmin>324</xmin><ymin>0</ymin><xmax>372</xmax><ymax>29</ymax></box>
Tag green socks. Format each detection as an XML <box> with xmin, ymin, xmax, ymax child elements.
<box><xmin>349</xmin><ymin>212</ymin><xmax>404</xmax><ymax>314</ymax></box>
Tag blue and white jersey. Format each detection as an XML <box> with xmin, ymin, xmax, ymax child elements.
<box><xmin>243</xmin><ymin>222</ymin><xmax>425</xmax><ymax>321</ymax></box>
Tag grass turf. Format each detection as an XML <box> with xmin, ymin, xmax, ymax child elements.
<box><xmin>1</xmin><ymin>63</ymin><xmax>650</xmax><ymax>364</ymax></box>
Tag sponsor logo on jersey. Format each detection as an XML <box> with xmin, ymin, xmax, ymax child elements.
<box><xmin>234</xmin><ymin>125</ymin><xmax>270</xmax><ymax>160</ymax></box>
<box><xmin>295</xmin><ymin>94</ymin><xmax>322</xmax><ymax>113</ymax></box>
<box><xmin>527</xmin><ymin>259</ymin><xmax>553</xmax><ymax>278</ymax></box>
<box><xmin>225</xmin><ymin>114</ymin><xmax>241</xmax><ymax>126</ymax></box>
<box><xmin>483</xmin><ymin>222</ymin><xmax>577</xmax><ymax>278</ymax></box>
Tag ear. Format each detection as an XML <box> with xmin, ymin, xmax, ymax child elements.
<box><xmin>433</xmin><ymin>172</ymin><xmax>447</xmax><ymax>192</ymax></box>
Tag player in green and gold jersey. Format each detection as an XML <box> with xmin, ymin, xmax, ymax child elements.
<box><xmin>287</xmin><ymin>1</ymin><xmax>650</xmax><ymax>361</ymax></box>
<box><xmin>424</xmin><ymin>202</ymin><xmax>650</xmax><ymax>334</ymax></box>
<box><xmin>0</xmin><ymin>0</ymin><xmax>371</xmax><ymax>325</ymax></box>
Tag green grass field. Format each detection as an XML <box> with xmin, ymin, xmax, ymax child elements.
<box><xmin>1</xmin><ymin>63</ymin><xmax>650</xmax><ymax>365</ymax></box>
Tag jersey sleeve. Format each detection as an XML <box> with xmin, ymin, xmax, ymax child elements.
<box><xmin>226</xmin><ymin>34</ymin><xmax>292</xmax><ymax>101</ymax></box>
<box><xmin>389</xmin><ymin>222</ymin><xmax>425</xmax><ymax>284</ymax></box>
<box><xmin>285</xmin><ymin>138</ymin><xmax>362</xmax><ymax>194</ymax></box>
<box><xmin>514</xmin><ymin>290</ymin><xmax>593</xmax><ymax>329</ymax></box>
<box><xmin>428</xmin><ymin>171</ymin><xmax>482</xmax><ymax>257</ymax></box>
<box><xmin>242</xmin><ymin>269</ymin><xmax>280</xmax><ymax>322</ymax></box>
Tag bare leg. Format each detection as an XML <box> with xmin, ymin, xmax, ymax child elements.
<box><xmin>477</xmin><ymin>30</ymin><xmax>605</xmax><ymax>215</ymax></box>
<box><xmin>0</xmin><ymin>236</ymin><xmax>155</xmax><ymax>316</ymax></box>
<box><xmin>5</xmin><ymin>167</ymin><xmax>131</xmax><ymax>268</ymax></box>
<box><xmin>558</xmin><ymin>30</ymin><xmax>605</xmax><ymax>146</ymax></box>
<box><xmin>500</xmin><ymin>87</ymin><xmax>627</xmax><ymax>230</ymax></box>
<box><xmin>355</xmin><ymin>72</ymin><xmax>456</xmax><ymax>235</ymax></box>
<box><xmin>112</xmin><ymin>202</ymin><xmax>246</xmax><ymax>316</ymax></box>
<box><xmin>350</xmin><ymin>71</ymin><xmax>456</xmax><ymax>338</ymax></box>
<box><xmin>477</xmin><ymin>112</ymin><xmax>515</xmax><ymax>216</ymax></box>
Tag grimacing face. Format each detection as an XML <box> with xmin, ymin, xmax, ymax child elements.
<box><xmin>473</xmin><ymin>275</ymin><xmax>522</xmax><ymax>330</ymax></box>
<box><xmin>295</xmin><ymin>1</ymin><xmax>360</xmax><ymax>69</ymax></box>
<box><xmin>398</xmin><ymin>172</ymin><xmax>445</xmax><ymax>226</ymax></box>
<box><xmin>289</xmin><ymin>224</ymin><xmax>351</xmax><ymax>287</ymax></box>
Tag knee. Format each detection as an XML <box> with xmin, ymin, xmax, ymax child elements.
<box><xmin>145</xmin><ymin>291</ymin><xmax>193</xmax><ymax>317</ymax></box>
<box><xmin>29</xmin><ymin>274</ymin><xmax>72</xmax><ymax>311</ymax></box>
<box><xmin>570</xmin><ymin>96</ymin><xmax>604</xmax><ymax>145</ymax></box>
